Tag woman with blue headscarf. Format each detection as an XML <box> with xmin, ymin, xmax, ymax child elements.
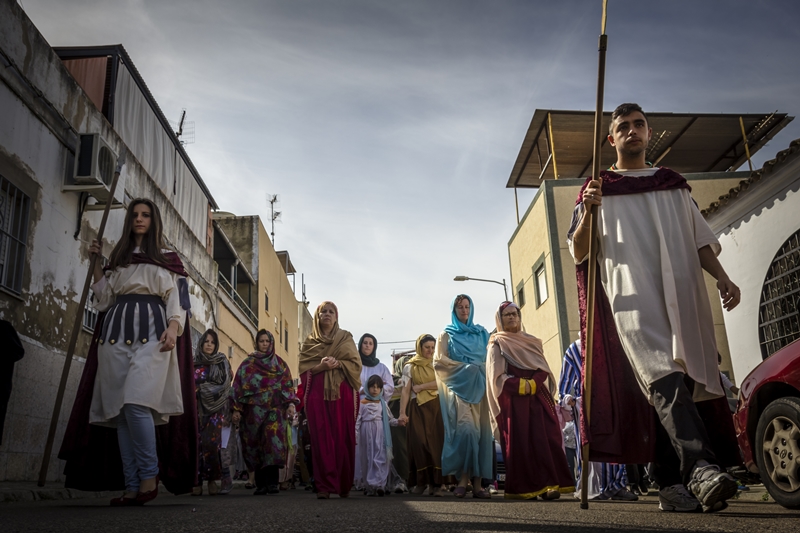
<box><xmin>434</xmin><ymin>294</ymin><xmax>493</xmax><ymax>499</ymax></box>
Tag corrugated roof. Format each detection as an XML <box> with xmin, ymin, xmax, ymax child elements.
<box><xmin>701</xmin><ymin>138</ymin><xmax>800</xmax><ymax>218</ymax></box>
<box><xmin>507</xmin><ymin>109</ymin><xmax>793</xmax><ymax>188</ymax></box>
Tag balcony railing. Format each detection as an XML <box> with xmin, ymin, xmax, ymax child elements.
<box><xmin>218</xmin><ymin>272</ymin><xmax>258</xmax><ymax>327</ymax></box>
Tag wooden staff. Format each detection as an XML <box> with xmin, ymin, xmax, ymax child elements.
<box><xmin>580</xmin><ymin>0</ymin><xmax>608</xmax><ymax>510</ymax></box>
<box><xmin>37</xmin><ymin>147</ymin><xmax>128</xmax><ymax>487</ymax></box>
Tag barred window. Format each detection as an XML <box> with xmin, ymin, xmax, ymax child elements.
<box><xmin>759</xmin><ymin>229</ymin><xmax>800</xmax><ymax>359</ymax></box>
<box><xmin>0</xmin><ymin>176</ymin><xmax>31</xmax><ymax>294</ymax></box>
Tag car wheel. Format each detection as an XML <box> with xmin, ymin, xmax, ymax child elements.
<box><xmin>755</xmin><ymin>396</ymin><xmax>800</xmax><ymax>509</ymax></box>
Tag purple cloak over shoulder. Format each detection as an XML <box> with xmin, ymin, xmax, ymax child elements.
<box><xmin>57</xmin><ymin>252</ymin><xmax>199</xmax><ymax>494</ymax></box>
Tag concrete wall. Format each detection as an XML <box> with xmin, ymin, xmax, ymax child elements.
<box><xmin>215</xmin><ymin>215</ymin><xmax>302</xmax><ymax>379</ymax></box>
<box><xmin>0</xmin><ymin>2</ymin><xmax>217</xmax><ymax>481</ymax></box>
<box><xmin>508</xmin><ymin>186</ymin><xmax>564</xmax><ymax>377</ymax></box>
<box><xmin>708</xmin><ymin>151</ymin><xmax>800</xmax><ymax>382</ymax></box>
<box><xmin>217</xmin><ymin>292</ymin><xmax>257</xmax><ymax>372</ymax></box>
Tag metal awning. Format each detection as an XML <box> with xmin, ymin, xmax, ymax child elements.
<box><xmin>506</xmin><ymin>109</ymin><xmax>793</xmax><ymax>188</ymax></box>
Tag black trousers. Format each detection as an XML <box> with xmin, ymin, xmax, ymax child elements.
<box><xmin>649</xmin><ymin>372</ymin><xmax>717</xmax><ymax>487</ymax></box>
<box><xmin>255</xmin><ymin>466</ymin><xmax>279</xmax><ymax>488</ymax></box>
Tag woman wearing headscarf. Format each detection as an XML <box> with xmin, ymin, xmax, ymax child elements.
<box><xmin>434</xmin><ymin>295</ymin><xmax>493</xmax><ymax>499</ymax></box>
<box><xmin>230</xmin><ymin>329</ymin><xmax>299</xmax><ymax>495</ymax></box>
<box><xmin>354</xmin><ymin>333</ymin><xmax>393</xmax><ymax>490</ymax></box>
<box><xmin>193</xmin><ymin>329</ymin><xmax>232</xmax><ymax>496</ymax></box>
<box><xmin>399</xmin><ymin>334</ymin><xmax>449</xmax><ymax>497</ymax></box>
<box><xmin>357</xmin><ymin>334</ymin><xmax>394</xmax><ymax>402</ymax></box>
<box><xmin>487</xmin><ymin>301</ymin><xmax>574</xmax><ymax>500</ymax></box>
<box><xmin>298</xmin><ymin>301</ymin><xmax>361</xmax><ymax>499</ymax></box>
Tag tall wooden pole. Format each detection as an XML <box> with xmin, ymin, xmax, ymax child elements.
<box><xmin>580</xmin><ymin>0</ymin><xmax>608</xmax><ymax>510</ymax></box>
<box><xmin>37</xmin><ymin>147</ymin><xmax>127</xmax><ymax>487</ymax></box>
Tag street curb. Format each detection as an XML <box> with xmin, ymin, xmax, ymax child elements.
<box><xmin>0</xmin><ymin>480</ymin><xmax>253</xmax><ymax>504</ymax></box>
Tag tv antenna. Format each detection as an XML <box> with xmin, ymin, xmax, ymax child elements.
<box><xmin>170</xmin><ymin>109</ymin><xmax>195</xmax><ymax>146</ymax></box>
<box><xmin>268</xmin><ymin>193</ymin><xmax>281</xmax><ymax>245</ymax></box>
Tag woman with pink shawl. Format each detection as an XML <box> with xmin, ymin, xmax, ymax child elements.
<box><xmin>487</xmin><ymin>301</ymin><xmax>574</xmax><ymax>500</ymax></box>
<box><xmin>298</xmin><ymin>301</ymin><xmax>361</xmax><ymax>499</ymax></box>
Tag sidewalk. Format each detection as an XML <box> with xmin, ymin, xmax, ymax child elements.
<box><xmin>0</xmin><ymin>480</ymin><xmax>251</xmax><ymax>503</ymax></box>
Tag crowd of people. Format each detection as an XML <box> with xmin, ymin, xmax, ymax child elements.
<box><xmin>56</xmin><ymin>102</ymin><xmax>744</xmax><ymax>515</ymax></box>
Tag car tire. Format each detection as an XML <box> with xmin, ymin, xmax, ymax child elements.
<box><xmin>754</xmin><ymin>396</ymin><xmax>800</xmax><ymax>509</ymax></box>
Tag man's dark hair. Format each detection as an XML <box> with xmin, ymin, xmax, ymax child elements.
<box><xmin>609</xmin><ymin>103</ymin><xmax>648</xmax><ymax>134</ymax></box>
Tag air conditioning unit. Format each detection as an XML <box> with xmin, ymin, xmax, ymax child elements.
<box><xmin>63</xmin><ymin>134</ymin><xmax>119</xmax><ymax>203</ymax></box>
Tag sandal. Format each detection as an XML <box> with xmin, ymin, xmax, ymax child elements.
<box><xmin>245</xmin><ymin>482</ymin><xmax>255</xmax><ymax>490</ymax></box>
<box><xmin>454</xmin><ymin>486</ymin><xmax>467</xmax><ymax>498</ymax></box>
<box><xmin>472</xmin><ymin>489</ymin><xmax>491</xmax><ymax>499</ymax></box>
<box><xmin>317</xmin><ymin>492</ymin><xmax>330</xmax><ymax>499</ymax></box>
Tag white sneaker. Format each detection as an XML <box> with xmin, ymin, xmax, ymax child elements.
<box><xmin>687</xmin><ymin>464</ymin><xmax>738</xmax><ymax>513</ymax></box>
<box><xmin>658</xmin><ymin>484</ymin><xmax>701</xmax><ymax>512</ymax></box>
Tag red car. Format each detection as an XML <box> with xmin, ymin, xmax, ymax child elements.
<box><xmin>733</xmin><ymin>338</ymin><xmax>800</xmax><ymax>509</ymax></box>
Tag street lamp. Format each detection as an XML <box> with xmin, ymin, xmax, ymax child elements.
<box><xmin>453</xmin><ymin>276</ymin><xmax>509</xmax><ymax>301</ymax></box>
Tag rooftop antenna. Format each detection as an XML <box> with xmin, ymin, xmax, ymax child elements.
<box><xmin>268</xmin><ymin>193</ymin><xmax>281</xmax><ymax>246</ymax></box>
<box><xmin>171</xmin><ymin>109</ymin><xmax>195</xmax><ymax>146</ymax></box>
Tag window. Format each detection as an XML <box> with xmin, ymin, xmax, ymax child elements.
<box><xmin>759</xmin><ymin>229</ymin><xmax>800</xmax><ymax>359</ymax></box>
<box><xmin>0</xmin><ymin>176</ymin><xmax>31</xmax><ymax>294</ymax></box>
<box><xmin>264</xmin><ymin>289</ymin><xmax>269</xmax><ymax>312</ymax></box>
<box><xmin>536</xmin><ymin>266</ymin><xmax>548</xmax><ymax>305</ymax></box>
<box><xmin>517</xmin><ymin>282</ymin><xmax>526</xmax><ymax>307</ymax></box>
<box><xmin>284</xmin><ymin>320</ymin><xmax>289</xmax><ymax>351</ymax></box>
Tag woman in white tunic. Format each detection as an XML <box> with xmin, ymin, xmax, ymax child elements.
<box><xmin>88</xmin><ymin>198</ymin><xmax>188</xmax><ymax>506</ymax></box>
<box><xmin>356</xmin><ymin>334</ymin><xmax>394</xmax><ymax>402</ymax></box>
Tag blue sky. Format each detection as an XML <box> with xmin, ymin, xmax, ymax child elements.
<box><xmin>21</xmin><ymin>0</ymin><xmax>800</xmax><ymax>365</ymax></box>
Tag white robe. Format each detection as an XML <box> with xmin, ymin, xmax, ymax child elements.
<box><xmin>89</xmin><ymin>259</ymin><xmax>187</xmax><ymax>426</ymax></box>
<box><xmin>567</xmin><ymin>168</ymin><xmax>724</xmax><ymax>402</ymax></box>
<box><xmin>354</xmin><ymin>401</ymin><xmax>398</xmax><ymax>491</ymax></box>
<box><xmin>358</xmin><ymin>363</ymin><xmax>394</xmax><ymax>402</ymax></box>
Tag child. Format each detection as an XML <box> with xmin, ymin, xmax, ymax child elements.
<box><xmin>355</xmin><ymin>375</ymin><xmax>406</xmax><ymax>496</ymax></box>
<box><xmin>279</xmin><ymin>404</ymin><xmax>299</xmax><ymax>489</ymax></box>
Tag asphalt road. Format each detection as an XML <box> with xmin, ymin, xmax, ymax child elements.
<box><xmin>1</xmin><ymin>488</ymin><xmax>797</xmax><ymax>533</ymax></box>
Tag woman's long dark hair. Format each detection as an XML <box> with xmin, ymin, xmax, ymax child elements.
<box><xmin>107</xmin><ymin>198</ymin><xmax>168</xmax><ymax>270</ymax></box>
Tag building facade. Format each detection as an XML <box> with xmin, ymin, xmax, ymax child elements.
<box><xmin>0</xmin><ymin>3</ymin><xmax>230</xmax><ymax>481</ymax></box>
<box><xmin>704</xmin><ymin>139</ymin><xmax>800</xmax><ymax>382</ymax></box>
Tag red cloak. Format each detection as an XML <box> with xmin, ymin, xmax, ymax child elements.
<box><xmin>576</xmin><ymin>168</ymin><xmax>740</xmax><ymax>467</ymax></box>
<box><xmin>57</xmin><ymin>252</ymin><xmax>199</xmax><ymax>494</ymax></box>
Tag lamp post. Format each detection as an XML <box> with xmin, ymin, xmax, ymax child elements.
<box><xmin>453</xmin><ymin>276</ymin><xmax>509</xmax><ymax>301</ymax></box>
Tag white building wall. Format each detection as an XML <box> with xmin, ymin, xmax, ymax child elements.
<box><xmin>713</xmin><ymin>157</ymin><xmax>800</xmax><ymax>384</ymax></box>
<box><xmin>0</xmin><ymin>2</ymin><xmax>219</xmax><ymax>481</ymax></box>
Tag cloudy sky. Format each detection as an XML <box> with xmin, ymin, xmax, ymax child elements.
<box><xmin>20</xmin><ymin>0</ymin><xmax>800</xmax><ymax>365</ymax></box>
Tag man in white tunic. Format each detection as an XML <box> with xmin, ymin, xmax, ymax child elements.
<box><xmin>568</xmin><ymin>103</ymin><xmax>741</xmax><ymax>513</ymax></box>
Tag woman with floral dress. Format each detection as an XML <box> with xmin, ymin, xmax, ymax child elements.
<box><xmin>230</xmin><ymin>329</ymin><xmax>299</xmax><ymax>495</ymax></box>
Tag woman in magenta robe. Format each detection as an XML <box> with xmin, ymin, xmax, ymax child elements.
<box><xmin>487</xmin><ymin>301</ymin><xmax>575</xmax><ymax>500</ymax></box>
<box><xmin>298</xmin><ymin>301</ymin><xmax>361</xmax><ymax>499</ymax></box>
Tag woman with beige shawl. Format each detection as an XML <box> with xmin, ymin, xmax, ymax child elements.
<box><xmin>298</xmin><ymin>301</ymin><xmax>361</xmax><ymax>499</ymax></box>
<box><xmin>487</xmin><ymin>301</ymin><xmax>574</xmax><ymax>500</ymax></box>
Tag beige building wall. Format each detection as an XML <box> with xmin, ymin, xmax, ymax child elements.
<box><xmin>215</xmin><ymin>214</ymin><xmax>301</xmax><ymax>380</ymax></box>
<box><xmin>508</xmin><ymin>172</ymin><xmax>747</xmax><ymax>386</ymax></box>
<box><xmin>255</xmin><ymin>221</ymin><xmax>301</xmax><ymax>379</ymax></box>
<box><xmin>508</xmin><ymin>187</ymin><xmax>564</xmax><ymax>377</ymax></box>
<box><xmin>217</xmin><ymin>292</ymin><xmax>258</xmax><ymax>372</ymax></box>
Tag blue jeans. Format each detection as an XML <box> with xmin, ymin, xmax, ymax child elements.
<box><xmin>117</xmin><ymin>403</ymin><xmax>159</xmax><ymax>492</ymax></box>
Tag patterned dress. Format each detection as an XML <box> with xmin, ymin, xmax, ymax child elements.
<box><xmin>230</xmin><ymin>351</ymin><xmax>299</xmax><ymax>471</ymax></box>
<box><xmin>194</xmin><ymin>365</ymin><xmax>227</xmax><ymax>481</ymax></box>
